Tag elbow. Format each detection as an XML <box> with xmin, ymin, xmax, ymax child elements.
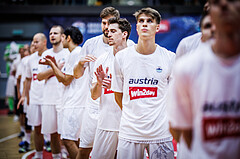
<box><xmin>62</xmin><ymin>81</ymin><xmax>71</xmax><ymax>86</ymax></box>
<box><xmin>91</xmin><ymin>93</ymin><xmax>99</xmax><ymax>100</ymax></box>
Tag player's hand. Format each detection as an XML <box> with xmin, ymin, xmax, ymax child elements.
<box><xmin>17</xmin><ymin>97</ymin><xmax>24</xmax><ymax>109</ymax></box>
<box><xmin>79</xmin><ymin>55</ymin><xmax>97</xmax><ymax>66</ymax></box>
<box><xmin>102</xmin><ymin>73</ymin><xmax>112</xmax><ymax>89</ymax></box>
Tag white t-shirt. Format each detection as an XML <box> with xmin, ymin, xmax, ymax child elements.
<box><xmin>112</xmin><ymin>45</ymin><xmax>175</xmax><ymax>141</ymax></box>
<box><xmin>92</xmin><ymin>51</ymin><xmax>122</xmax><ymax>131</ymax></box>
<box><xmin>81</xmin><ymin>34</ymin><xmax>135</xmax><ymax>109</ymax></box>
<box><xmin>16</xmin><ymin>56</ymin><xmax>30</xmax><ymax>95</ymax></box>
<box><xmin>176</xmin><ymin>32</ymin><xmax>202</xmax><ymax>59</ymax></box>
<box><xmin>25</xmin><ymin>52</ymin><xmax>45</xmax><ymax>105</ymax></box>
<box><xmin>11</xmin><ymin>54</ymin><xmax>21</xmax><ymax>85</ymax></box>
<box><xmin>39</xmin><ymin>48</ymin><xmax>69</xmax><ymax>105</ymax></box>
<box><xmin>169</xmin><ymin>43</ymin><xmax>240</xmax><ymax>159</ymax></box>
<box><xmin>62</xmin><ymin>46</ymin><xmax>89</xmax><ymax>108</ymax></box>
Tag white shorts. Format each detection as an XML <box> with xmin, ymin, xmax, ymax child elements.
<box><xmin>23</xmin><ymin>98</ymin><xmax>28</xmax><ymax>113</ymax></box>
<box><xmin>117</xmin><ymin>138</ymin><xmax>174</xmax><ymax>159</ymax></box>
<box><xmin>56</xmin><ymin>104</ymin><xmax>63</xmax><ymax>134</ymax></box>
<box><xmin>91</xmin><ymin>129</ymin><xmax>119</xmax><ymax>159</ymax></box>
<box><xmin>61</xmin><ymin>107</ymin><xmax>85</xmax><ymax>141</ymax></box>
<box><xmin>27</xmin><ymin>104</ymin><xmax>42</xmax><ymax>126</ymax></box>
<box><xmin>41</xmin><ymin>105</ymin><xmax>58</xmax><ymax>134</ymax></box>
<box><xmin>79</xmin><ymin>107</ymin><xmax>99</xmax><ymax>148</ymax></box>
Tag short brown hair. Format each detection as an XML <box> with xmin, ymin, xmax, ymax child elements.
<box><xmin>108</xmin><ymin>17</ymin><xmax>132</xmax><ymax>40</ymax></box>
<box><xmin>51</xmin><ymin>25</ymin><xmax>64</xmax><ymax>34</ymax></box>
<box><xmin>100</xmin><ymin>7</ymin><xmax>120</xmax><ymax>19</ymax></box>
<box><xmin>134</xmin><ymin>7</ymin><xmax>161</xmax><ymax>24</ymax></box>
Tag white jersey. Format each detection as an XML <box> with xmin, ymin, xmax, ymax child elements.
<box><xmin>39</xmin><ymin>48</ymin><xmax>69</xmax><ymax>105</ymax></box>
<box><xmin>11</xmin><ymin>54</ymin><xmax>21</xmax><ymax>85</ymax></box>
<box><xmin>169</xmin><ymin>43</ymin><xmax>240</xmax><ymax>159</ymax></box>
<box><xmin>112</xmin><ymin>45</ymin><xmax>175</xmax><ymax>141</ymax></box>
<box><xmin>62</xmin><ymin>46</ymin><xmax>89</xmax><ymax>108</ymax></box>
<box><xmin>92</xmin><ymin>51</ymin><xmax>122</xmax><ymax>131</ymax></box>
<box><xmin>16</xmin><ymin>56</ymin><xmax>30</xmax><ymax>94</ymax></box>
<box><xmin>26</xmin><ymin>52</ymin><xmax>45</xmax><ymax>105</ymax></box>
<box><xmin>176</xmin><ymin>32</ymin><xmax>202</xmax><ymax>59</ymax></box>
<box><xmin>81</xmin><ymin>34</ymin><xmax>135</xmax><ymax>109</ymax></box>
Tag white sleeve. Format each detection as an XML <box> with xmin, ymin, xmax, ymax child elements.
<box><xmin>92</xmin><ymin>58</ymin><xmax>101</xmax><ymax>84</ymax></box>
<box><xmin>25</xmin><ymin>58</ymin><xmax>32</xmax><ymax>78</ymax></box>
<box><xmin>167</xmin><ymin>61</ymin><xmax>193</xmax><ymax>129</ymax></box>
<box><xmin>176</xmin><ymin>39</ymin><xmax>187</xmax><ymax>59</ymax></box>
<box><xmin>111</xmin><ymin>55</ymin><xmax>123</xmax><ymax>93</ymax></box>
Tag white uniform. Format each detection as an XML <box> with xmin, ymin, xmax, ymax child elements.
<box><xmin>16</xmin><ymin>56</ymin><xmax>30</xmax><ymax>113</ymax></box>
<box><xmin>174</xmin><ymin>32</ymin><xmax>202</xmax><ymax>159</ymax></box>
<box><xmin>25</xmin><ymin>52</ymin><xmax>45</xmax><ymax>126</ymax></box>
<box><xmin>79</xmin><ymin>34</ymin><xmax>134</xmax><ymax>148</ymax></box>
<box><xmin>176</xmin><ymin>32</ymin><xmax>202</xmax><ymax>59</ymax></box>
<box><xmin>112</xmin><ymin>45</ymin><xmax>175</xmax><ymax>159</ymax></box>
<box><xmin>91</xmin><ymin>51</ymin><xmax>122</xmax><ymax>159</ymax></box>
<box><xmin>60</xmin><ymin>46</ymin><xmax>88</xmax><ymax>141</ymax></box>
<box><xmin>169</xmin><ymin>42</ymin><xmax>240</xmax><ymax>159</ymax></box>
<box><xmin>39</xmin><ymin>48</ymin><xmax>69</xmax><ymax>134</ymax></box>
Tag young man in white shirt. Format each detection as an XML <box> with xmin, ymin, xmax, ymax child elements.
<box><xmin>90</xmin><ymin>17</ymin><xmax>131</xmax><ymax>159</ymax></box>
<box><xmin>37</xmin><ymin>25</ymin><xmax>69</xmax><ymax>159</ymax></box>
<box><xmin>112</xmin><ymin>7</ymin><xmax>175</xmax><ymax>159</ymax></box>
<box><xmin>18</xmin><ymin>33</ymin><xmax>48</xmax><ymax>159</ymax></box>
<box><xmin>169</xmin><ymin>0</ymin><xmax>240</xmax><ymax>159</ymax></box>
<box><xmin>73</xmin><ymin>7</ymin><xmax>120</xmax><ymax>159</ymax></box>
<box><xmin>43</xmin><ymin>26</ymin><xmax>88</xmax><ymax>159</ymax></box>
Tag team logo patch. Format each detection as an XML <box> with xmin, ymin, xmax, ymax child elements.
<box><xmin>129</xmin><ymin>87</ymin><xmax>157</xmax><ymax>100</ymax></box>
<box><xmin>156</xmin><ymin>66</ymin><xmax>162</xmax><ymax>73</ymax></box>
<box><xmin>33</xmin><ymin>73</ymin><xmax>38</xmax><ymax>80</ymax></box>
<box><xmin>104</xmin><ymin>88</ymin><xmax>114</xmax><ymax>94</ymax></box>
<box><xmin>203</xmin><ymin>116</ymin><xmax>240</xmax><ymax>141</ymax></box>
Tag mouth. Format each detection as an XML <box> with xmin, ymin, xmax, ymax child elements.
<box><xmin>142</xmin><ymin>29</ymin><xmax>148</xmax><ymax>32</ymax></box>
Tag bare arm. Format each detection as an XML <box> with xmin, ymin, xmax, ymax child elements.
<box><xmin>44</xmin><ymin>56</ymin><xmax>73</xmax><ymax>86</ymax></box>
<box><xmin>73</xmin><ymin>55</ymin><xmax>97</xmax><ymax>79</ymax></box>
<box><xmin>37</xmin><ymin>69</ymin><xmax>54</xmax><ymax>81</ymax></box>
<box><xmin>17</xmin><ymin>77</ymin><xmax>31</xmax><ymax>109</ymax></box>
<box><xmin>16</xmin><ymin>75</ymin><xmax>21</xmax><ymax>99</ymax></box>
<box><xmin>114</xmin><ymin>92</ymin><xmax>123</xmax><ymax>110</ymax></box>
<box><xmin>91</xmin><ymin>82</ymin><xmax>102</xmax><ymax>100</ymax></box>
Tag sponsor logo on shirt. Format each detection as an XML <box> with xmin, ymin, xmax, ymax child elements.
<box><xmin>33</xmin><ymin>73</ymin><xmax>38</xmax><ymax>80</ymax></box>
<box><xmin>104</xmin><ymin>88</ymin><xmax>114</xmax><ymax>94</ymax></box>
<box><xmin>203</xmin><ymin>100</ymin><xmax>240</xmax><ymax>113</ymax></box>
<box><xmin>129</xmin><ymin>87</ymin><xmax>157</xmax><ymax>100</ymax></box>
<box><xmin>129</xmin><ymin>78</ymin><xmax>158</xmax><ymax>85</ymax></box>
<box><xmin>203</xmin><ymin>116</ymin><xmax>240</xmax><ymax>141</ymax></box>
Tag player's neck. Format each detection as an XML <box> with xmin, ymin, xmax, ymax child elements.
<box><xmin>136</xmin><ymin>38</ymin><xmax>156</xmax><ymax>55</ymax></box>
<box><xmin>113</xmin><ymin>41</ymin><xmax>127</xmax><ymax>56</ymax></box>
<box><xmin>38</xmin><ymin>47</ymin><xmax>47</xmax><ymax>56</ymax></box>
<box><xmin>53</xmin><ymin>43</ymin><xmax>63</xmax><ymax>53</ymax></box>
<box><xmin>212</xmin><ymin>30</ymin><xmax>240</xmax><ymax>58</ymax></box>
<box><xmin>68</xmin><ymin>43</ymin><xmax>78</xmax><ymax>53</ymax></box>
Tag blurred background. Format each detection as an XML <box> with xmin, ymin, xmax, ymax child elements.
<box><xmin>0</xmin><ymin>0</ymin><xmax>206</xmax><ymax>109</ymax></box>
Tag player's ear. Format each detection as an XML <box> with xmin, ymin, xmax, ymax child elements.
<box><xmin>122</xmin><ymin>31</ymin><xmax>128</xmax><ymax>39</ymax></box>
<box><xmin>156</xmin><ymin>24</ymin><xmax>160</xmax><ymax>32</ymax></box>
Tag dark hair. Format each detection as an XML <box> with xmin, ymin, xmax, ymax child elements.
<box><xmin>51</xmin><ymin>25</ymin><xmax>64</xmax><ymax>34</ymax></box>
<box><xmin>133</xmin><ymin>7</ymin><xmax>161</xmax><ymax>24</ymax></box>
<box><xmin>108</xmin><ymin>17</ymin><xmax>131</xmax><ymax>40</ymax></box>
<box><xmin>199</xmin><ymin>10</ymin><xmax>210</xmax><ymax>29</ymax></box>
<box><xmin>64</xmin><ymin>26</ymin><xmax>83</xmax><ymax>45</ymax></box>
<box><xmin>100</xmin><ymin>7</ymin><xmax>120</xmax><ymax>19</ymax></box>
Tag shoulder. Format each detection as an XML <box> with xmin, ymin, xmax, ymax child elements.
<box><xmin>41</xmin><ymin>48</ymin><xmax>53</xmax><ymax>57</ymax></box>
<box><xmin>83</xmin><ymin>34</ymin><xmax>102</xmax><ymax>46</ymax></box>
<box><xmin>115</xmin><ymin>45</ymin><xmax>134</xmax><ymax>60</ymax></box>
<box><xmin>157</xmin><ymin>45</ymin><xmax>176</xmax><ymax>60</ymax></box>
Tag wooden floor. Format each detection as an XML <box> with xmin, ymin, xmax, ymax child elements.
<box><xmin>0</xmin><ymin>115</ymin><xmax>34</xmax><ymax>159</ymax></box>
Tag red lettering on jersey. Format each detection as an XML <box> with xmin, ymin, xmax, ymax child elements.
<box><xmin>203</xmin><ymin>117</ymin><xmax>240</xmax><ymax>141</ymax></box>
<box><xmin>33</xmin><ymin>73</ymin><xmax>38</xmax><ymax>80</ymax></box>
<box><xmin>129</xmin><ymin>87</ymin><xmax>157</xmax><ymax>100</ymax></box>
<box><xmin>104</xmin><ymin>89</ymin><xmax>114</xmax><ymax>94</ymax></box>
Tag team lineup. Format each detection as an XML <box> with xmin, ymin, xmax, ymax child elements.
<box><xmin>13</xmin><ymin>0</ymin><xmax>240</xmax><ymax>159</ymax></box>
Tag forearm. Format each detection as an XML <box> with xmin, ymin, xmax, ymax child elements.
<box><xmin>17</xmin><ymin>77</ymin><xmax>21</xmax><ymax>99</ymax></box>
<box><xmin>169</xmin><ymin>126</ymin><xmax>182</xmax><ymax>142</ymax></box>
<box><xmin>37</xmin><ymin>69</ymin><xmax>54</xmax><ymax>81</ymax></box>
<box><xmin>114</xmin><ymin>92</ymin><xmax>123</xmax><ymax>110</ymax></box>
<box><xmin>91</xmin><ymin>82</ymin><xmax>102</xmax><ymax>100</ymax></box>
<box><xmin>50</xmin><ymin>63</ymin><xmax>66</xmax><ymax>83</ymax></box>
<box><xmin>25</xmin><ymin>78</ymin><xmax>31</xmax><ymax>99</ymax></box>
<box><xmin>73</xmin><ymin>62</ymin><xmax>85</xmax><ymax>79</ymax></box>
